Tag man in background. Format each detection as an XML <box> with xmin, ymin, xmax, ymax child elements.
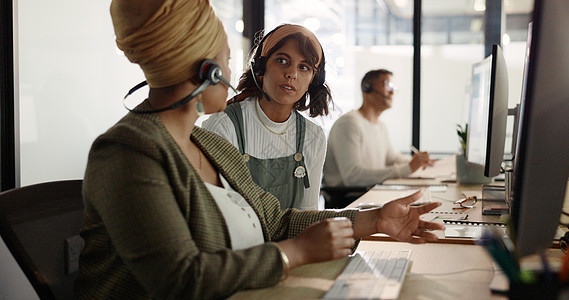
<box><xmin>323</xmin><ymin>69</ymin><xmax>433</xmax><ymax>187</ymax></box>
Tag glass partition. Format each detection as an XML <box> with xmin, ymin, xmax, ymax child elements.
<box><xmin>266</xmin><ymin>0</ymin><xmax>414</xmax><ymax>153</ymax></box>
<box><xmin>16</xmin><ymin>0</ymin><xmax>244</xmax><ymax>186</ymax></box>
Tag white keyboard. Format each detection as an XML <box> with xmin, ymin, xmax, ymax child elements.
<box><xmin>324</xmin><ymin>249</ymin><xmax>412</xmax><ymax>300</ymax></box>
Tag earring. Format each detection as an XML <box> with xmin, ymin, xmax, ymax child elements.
<box><xmin>196</xmin><ymin>101</ymin><xmax>205</xmax><ymax>116</ymax></box>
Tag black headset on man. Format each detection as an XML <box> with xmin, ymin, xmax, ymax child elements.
<box><xmin>361</xmin><ymin>80</ymin><xmax>389</xmax><ymax>98</ymax></box>
<box><xmin>249</xmin><ymin>25</ymin><xmax>326</xmax><ymax>102</ymax></box>
<box><xmin>361</xmin><ymin>70</ymin><xmax>395</xmax><ymax>98</ymax></box>
<box><xmin>123</xmin><ymin>59</ymin><xmax>236</xmax><ymax>114</ymax></box>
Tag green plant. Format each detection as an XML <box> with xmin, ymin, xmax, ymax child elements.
<box><xmin>456</xmin><ymin>124</ymin><xmax>468</xmax><ymax>155</ymax></box>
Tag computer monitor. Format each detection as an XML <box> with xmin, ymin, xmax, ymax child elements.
<box><xmin>509</xmin><ymin>0</ymin><xmax>569</xmax><ymax>257</ymax></box>
<box><xmin>509</xmin><ymin>22</ymin><xmax>532</xmax><ymax>159</ymax></box>
<box><xmin>466</xmin><ymin>44</ymin><xmax>509</xmax><ymax>178</ymax></box>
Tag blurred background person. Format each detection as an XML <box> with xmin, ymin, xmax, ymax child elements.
<box><xmin>323</xmin><ymin>69</ymin><xmax>433</xmax><ymax>187</ymax></box>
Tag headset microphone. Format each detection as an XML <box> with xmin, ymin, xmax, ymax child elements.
<box><xmin>251</xmin><ymin>67</ymin><xmax>272</xmax><ymax>102</ymax></box>
<box><xmin>371</xmin><ymin>90</ymin><xmax>388</xmax><ymax>98</ymax></box>
<box><xmin>362</xmin><ymin>81</ymin><xmax>389</xmax><ymax>98</ymax></box>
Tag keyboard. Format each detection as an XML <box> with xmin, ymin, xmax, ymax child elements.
<box><xmin>323</xmin><ymin>249</ymin><xmax>412</xmax><ymax>299</ymax></box>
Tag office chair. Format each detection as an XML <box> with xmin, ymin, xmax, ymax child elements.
<box><xmin>320</xmin><ymin>185</ymin><xmax>374</xmax><ymax>209</ymax></box>
<box><xmin>0</xmin><ymin>180</ymin><xmax>84</xmax><ymax>300</ymax></box>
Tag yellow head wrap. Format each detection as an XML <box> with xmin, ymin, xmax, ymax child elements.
<box><xmin>111</xmin><ymin>0</ymin><xmax>226</xmax><ymax>88</ymax></box>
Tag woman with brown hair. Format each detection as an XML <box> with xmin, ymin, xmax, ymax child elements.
<box><xmin>203</xmin><ymin>24</ymin><xmax>330</xmax><ymax>210</ymax></box>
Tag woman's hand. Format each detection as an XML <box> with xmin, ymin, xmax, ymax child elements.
<box><xmin>278</xmin><ymin>217</ymin><xmax>355</xmax><ymax>268</ymax></box>
<box><xmin>375</xmin><ymin>189</ymin><xmax>444</xmax><ymax>244</ymax></box>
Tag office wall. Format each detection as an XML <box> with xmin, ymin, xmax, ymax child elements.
<box><xmin>421</xmin><ymin>42</ymin><xmax>526</xmax><ymax>153</ymax></box>
<box><xmin>15</xmin><ymin>0</ymin><xmax>242</xmax><ymax>187</ymax></box>
<box><xmin>16</xmin><ymin>0</ymin><xmax>141</xmax><ymax>186</ymax></box>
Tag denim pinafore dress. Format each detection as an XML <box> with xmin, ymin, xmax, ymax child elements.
<box><xmin>224</xmin><ymin>102</ymin><xmax>310</xmax><ymax>209</ymax></box>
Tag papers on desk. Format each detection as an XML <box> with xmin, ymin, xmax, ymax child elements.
<box><xmin>444</xmin><ymin>220</ymin><xmax>507</xmax><ymax>239</ymax></box>
<box><xmin>373</xmin><ymin>183</ymin><xmax>448</xmax><ymax>192</ymax></box>
<box><xmin>423</xmin><ymin>211</ymin><xmax>469</xmax><ymax>222</ymax></box>
<box><xmin>406</xmin><ymin>154</ymin><xmax>456</xmax><ymax>180</ymax></box>
<box><xmin>354</xmin><ymin>189</ymin><xmax>435</xmax><ymax>211</ymax></box>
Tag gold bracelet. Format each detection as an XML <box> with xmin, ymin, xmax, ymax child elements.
<box><xmin>274</xmin><ymin>244</ymin><xmax>290</xmax><ymax>280</ymax></box>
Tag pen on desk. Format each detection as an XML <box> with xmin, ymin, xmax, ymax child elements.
<box><xmin>411</xmin><ymin>145</ymin><xmax>420</xmax><ymax>154</ymax></box>
<box><xmin>452</xmin><ymin>207</ymin><xmax>469</xmax><ymax>210</ymax></box>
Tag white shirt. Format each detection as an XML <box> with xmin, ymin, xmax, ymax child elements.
<box><xmin>204</xmin><ymin>175</ymin><xmax>264</xmax><ymax>250</ymax></box>
<box><xmin>323</xmin><ymin>110</ymin><xmax>411</xmax><ymax>187</ymax></box>
<box><xmin>202</xmin><ymin>98</ymin><xmax>326</xmax><ymax>209</ymax></box>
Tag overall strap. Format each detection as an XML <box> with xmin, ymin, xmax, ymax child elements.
<box><xmin>223</xmin><ymin>102</ymin><xmax>246</xmax><ymax>154</ymax></box>
<box><xmin>294</xmin><ymin>111</ymin><xmax>306</xmax><ymax>153</ymax></box>
<box><xmin>293</xmin><ymin>112</ymin><xmax>310</xmax><ymax>189</ymax></box>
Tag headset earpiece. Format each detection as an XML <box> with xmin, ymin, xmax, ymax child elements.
<box><xmin>124</xmin><ymin>59</ymin><xmax>235</xmax><ymax>114</ymax></box>
<box><xmin>251</xmin><ymin>56</ymin><xmax>267</xmax><ymax>76</ymax></box>
<box><xmin>362</xmin><ymin>81</ymin><xmax>372</xmax><ymax>93</ymax></box>
<box><xmin>199</xmin><ymin>59</ymin><xmax>222</xmax><ymax>85</ymax></box>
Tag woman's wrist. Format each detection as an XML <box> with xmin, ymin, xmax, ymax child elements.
<box><xmin>353</xmin><ymin>208</ymin><xmax>380</xmax><ymax>239</ymax></box>
<box><xmin>273</xmin><ymin>243</ymin><xmax>290</xmax><ymax>280</ymax></box>
<box><xmin>275</xmin><ymin>239</ymin><xmax>307</xmax><ymax>270</ymax></box>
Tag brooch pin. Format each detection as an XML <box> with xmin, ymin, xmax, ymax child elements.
<box><xmin>294</xmin><ymin>166</ymin><xmax>306</xmax><ymax>178</ymax></box>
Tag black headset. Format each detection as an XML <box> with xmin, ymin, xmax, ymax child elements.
<box><xmin>362</xmin><ymin>81</ymin><xmax>373</xmax><ymax>93</ymax></box>
<box><xmin>362</xmin><ymin>80</ymin><xmax>390</xmax><ymax>99</ymax></box>
<box><xmin>123</xmin><ymin>59</ymin><xmax>235</xmax><ymax>114</ymax></box>
<box><xmin>250</xmin><ymin>26</ymin><xmax>326</xmax><ymax>101</ymax></box>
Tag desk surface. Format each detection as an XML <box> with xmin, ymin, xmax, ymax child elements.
<box><xmin>230</xmin><ymin>173</ymin><xmax>565</xmax><ymax>299</ymax></box>
<box><xmin>350</xmin><ymin>180</ymin><xmax>504</xmax><ymax>244</ymax></box>
<box><xmin>230</xmin><ymin>241</ymin><xmax>508</xmax><ymax>300</ymax></box>
<box><xmin>230</xmin><ymin>240</ymin><xmax>564</xmax><ymax>299</ymax></box>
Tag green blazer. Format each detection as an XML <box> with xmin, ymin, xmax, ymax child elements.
<box><xmin>75</xmin><ymin>104</ymin><xmax>358</xmax><ymax>299</ymax></box>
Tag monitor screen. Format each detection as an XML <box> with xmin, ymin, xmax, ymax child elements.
<box><xmin>510</xmin><ymin>22</ymin><xmax>532</xmax><ymax>159</ymax></box>
<box><xmin>510</xmin><ymin>0</ymin><xmax>569</xmax><ymax>257</ymax></box>
<box><xmin>466</xmin><ymin>44</ymin><xmax>509</xmax><ymax>178</ymax></box>
<box><xmin>466</xmin><ymin>56</ymin><xmax>491</xmax><ymax>168</ymax></box>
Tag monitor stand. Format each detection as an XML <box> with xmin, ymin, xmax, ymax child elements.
<box><xmin>481</xmin><ymin>184</ymin><xmax>509</xmax><ymax>215</ymax></box>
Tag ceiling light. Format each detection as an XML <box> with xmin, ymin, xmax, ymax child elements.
<box><xmin>503</xmin><ymin>33</ymin><xmax>511</xmax><ymax>46</ymax></box>
<box><xmin>304</xmin><ymin>18</ymin><xmax>320</xmax><ymax>32</ymax></box>
<box><xmin>474</xmin><ymin>0</ymin><xmax>486</xmax><ymax>12</ymax></box>
<box><xmin>393</xmin><ymin>0</ymin><xmax>408</xmax><ymax>8</ymax></box>
<box><xmin>235</xmin><ymin>20</ymin><xmax>244</xmax><ymax>33</ymax></box>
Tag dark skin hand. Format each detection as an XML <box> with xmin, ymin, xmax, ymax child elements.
<box><xmin>278</xmin><ymin>189</ymin><xmax>444</xmax><ymax>269</ymax></box>
<box><xmin>374</xmin><ymin>190</ymin><xmax>444</xmax><ymax>243</ymax></box>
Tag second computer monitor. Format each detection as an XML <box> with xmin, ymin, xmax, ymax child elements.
<box><xmin>509</xmin><ymin>0</ymin><xmax>569</xmax><ymax>257</ymax></box>
<box><xmin>466</xmin><ymin>44</ymin><xmax>509</xmax><ymax>178</ymax></box>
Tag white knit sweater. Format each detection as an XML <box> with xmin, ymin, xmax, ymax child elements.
<box><xmin>323</xmin><ymin>110</ymin><xmax>411</xmax><ymax>187</ymax></box>
<box><xmin>202</xmin><ymin>98</ymin><xmax>326</xmax><ymax>209</ymax></box>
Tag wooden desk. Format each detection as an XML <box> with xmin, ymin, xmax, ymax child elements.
<box><xmin>230</xmin><ymin>176</ymin><xmax>565</xmax><ymax>298</ymax></box>
<box><xmin>230</xmin><ymin>241</ymin><xmax>508</xmax><ymax>299</ymax></box>
<box><xmin>350</xmin><ymin>181</ymin><xmax>565</xmax><ymax>247</ymax></box>
<box><xmin>349</xmin><ymin>181</ymin><xmax>503</xmax><ymax>244</ymax></box>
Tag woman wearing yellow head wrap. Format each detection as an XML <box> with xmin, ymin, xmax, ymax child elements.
<box><xmin>75</xmin><ymin>1</ymin><xmax>444</xmax><ymax>298</ymax></box>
